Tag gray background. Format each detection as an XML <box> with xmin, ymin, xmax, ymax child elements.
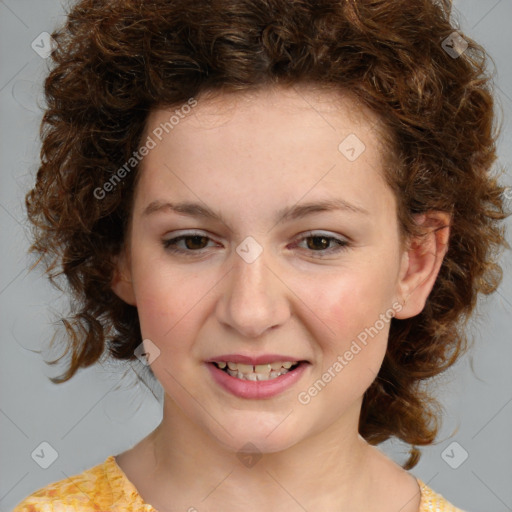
<box><xmin>1</xmin><ymin>1</ymin><xmax>511</xmax><ymax>511</ymax></box>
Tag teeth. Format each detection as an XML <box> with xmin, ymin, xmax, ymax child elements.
<box><xmin>218</xmin><ymin>361</ymin><xmax>299</xmax><ymax>381</ymax></box>
<box><xmin>226</xmin><ymin>369</ymin><xmax>288</xmax><ymax>381</ymax></box>
<box><xmin>237</xmin><ymin>363</ymin><xmax>253</xmax><ymax>373</ymax></box>
<box><xmin>216</xmin><ymin>361</ymin><xmax>297</xmax><ymax>372</ymax></box>
<box><xmin>255</xmin><ymin>364</ymin><xmax>271</xmax><ymax>373</ymax></box>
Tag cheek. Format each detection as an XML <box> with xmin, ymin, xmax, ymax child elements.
<box><xmin>318</xmin><ymin>266</ymin><xmax>395</xmax><ymax>329</ymax></box>
<box><xmin>129</xmin><ymin>261</ymin><xmax>230</xmax><ymax>380</ymax></box>
<box><xmin>133</xmin><ymin>273</ymin><xmax>206</xmax><ymax>392</ymax></box>
<box><xmin>296</xmin><ymin>276</ymin><xmax>394</xmax><ymax>417</ymax></box>
<box><xmin>129</xmin><ymin>254</ymin><xmax>205</xmax><ymax>344</ymax></box>
<box><xmin>307</xmin><ymin>267</ymin><xmax>396</xmax><ymax>368</ymax></box>
<box><xmin>135</xmin><ymin>286</ymin><xmax>204</xmax><ymax>348</ymax></box>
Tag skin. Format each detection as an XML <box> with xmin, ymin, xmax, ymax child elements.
<box><xmin>112</xmin><ymin>84</ymin><xmax>450</xmax><ymax>512</ymax></box>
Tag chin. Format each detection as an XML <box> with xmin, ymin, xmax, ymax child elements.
<box><xmin>206</xmin><ymin>414</ymin><xmax>305</xmax><ymax>455</ymax></box>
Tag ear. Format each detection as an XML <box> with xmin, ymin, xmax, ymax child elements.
<box><xmin>394</xmin><ymin>211</ymin><xmax>450</xmax><ymax>319</ymax></box>
<box><xmin>111</xmin><ymin>247</ymin><xmax>137</xmax><ymax>306</ymax></box>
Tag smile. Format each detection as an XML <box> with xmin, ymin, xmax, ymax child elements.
<box><xmin>213</xmin><ymin>361</ymin><xmax>300</xmax><ymax>381</ymax></box>
<box><xmin>206</xmin><ymin>360</ymin><xmax>309</xmax><ymax>399</ymax></box>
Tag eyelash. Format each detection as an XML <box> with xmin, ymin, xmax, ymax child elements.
<box><xmin>161</xmin><ymin>231</ymin><xmax>350</xmax><ymax>258</ymax></box>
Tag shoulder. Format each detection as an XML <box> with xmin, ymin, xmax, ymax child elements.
<box><xmin>418</xmin><ymin>479</ymin><xmax>467</xmax><ymax>512</ymax></box>
<box><xmin>12</xmin><ymin>456</ymin><xmax>154</xmax><ymax>512</ymax></box>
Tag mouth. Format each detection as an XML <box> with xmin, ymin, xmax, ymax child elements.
<box><xmin>206</xmin><ymin>356</ymin><xmax>309</xmax><ymax>399</ymax></box>
<box><xmin>211</xmin><ymin>360</ymin><xmax>302</xmax><ymax>381</ymax></box>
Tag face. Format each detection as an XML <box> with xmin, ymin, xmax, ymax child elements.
<box><xmin>114</xmin><ymin>85</ymin><xmax>411</xmax><ymax>454</ymax></box>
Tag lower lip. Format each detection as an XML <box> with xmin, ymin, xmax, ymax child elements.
<box><xmin>206</xmin><ymin>362</ymin><xmax>309</xmax><ymax>399</ymax></box>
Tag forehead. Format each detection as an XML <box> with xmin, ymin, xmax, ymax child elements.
<box><xmin>134</xmin><ymin>84</ymin><xmax>395</xmax><ymax>224</ymax></box>
<box><xmin>141</xmin><ymin>84</ymin><xmax>388</xmax><ymax>177</ymax></box>
<box><xmin>147</xmin><ymin>84</ymin><xmax>383</xmax><ymax>141</ymax></box>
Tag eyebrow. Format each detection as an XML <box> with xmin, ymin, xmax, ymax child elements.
<box><xmin>142</xmin><ymin>198</ymin><xmax>369</xmax><ymax>227</ymax></box>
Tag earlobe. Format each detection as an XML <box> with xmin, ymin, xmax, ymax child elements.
<box><xmin>111</xmin><ymin>251</ymin><xmax>137</xmax><ymax>306</ymax></box>
<box><xmin>394</xmin><ymin>211</ymin><xmax>451</xmax><ymax>319</ymax></box>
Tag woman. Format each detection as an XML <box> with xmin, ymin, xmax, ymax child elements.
<box><xmin>14</xmin><ymin>0</ymin><xmax>508</xmax><ymax>510</ymax></box>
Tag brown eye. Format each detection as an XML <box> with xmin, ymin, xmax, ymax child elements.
<box><xmin>306</xmin><ymin>236</ymin><xmax>331</xmax><ymax>251</ymax></box>
<box><xmin>183</xmin><ymin>235</ymin><xmax>210</xmax><ymax>250</ymax></box>
<box><xmin>292</xmin><ymin>231</ymin><xmax>350</xmax><ymax>258</ymax></box>
<box><xmin>162</xmin><ymin>233</ymin><xmax>216</xmax><ymax>254</ymax></box>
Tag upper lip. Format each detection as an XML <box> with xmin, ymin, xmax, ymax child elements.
<box><xmin>206</xmin><ymin>354</ymin><xmax>306</xmax><ymax>365</ymax></box>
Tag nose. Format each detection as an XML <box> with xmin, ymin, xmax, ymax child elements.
<box><xmin>215</xmin><ymin>248</ymin><xmax>291</xmax><ymax>338</ymax></box>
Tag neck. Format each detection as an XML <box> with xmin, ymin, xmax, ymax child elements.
<box><xmin>131</xmin><ymin>394</ymin><xmax>375</xmax><ymax>511</ymax></box>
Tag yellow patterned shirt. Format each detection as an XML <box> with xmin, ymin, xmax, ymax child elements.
<box><xmin>13</xmin><ymin>455</ymin><xmax>466</xmax><ymax>512</ymax></box>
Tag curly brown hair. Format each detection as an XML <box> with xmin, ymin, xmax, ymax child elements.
<box><xmin>26</xmin><ymin>0</ymin><xmax>508</xmax><ymax>468</ymax></box>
